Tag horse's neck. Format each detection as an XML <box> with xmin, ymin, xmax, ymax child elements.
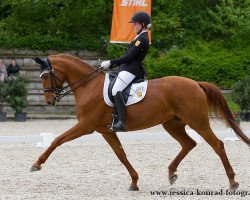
<box><xmin>73</xmin><ymin>71</ymin><xmax>105</xmax><ymax>106</ymax></box>
<box><xmin>56</xmin><ymin>58</ymin><xmax>95</xmax><ymax>85</ymax></box>
<box><xmin>58</xmin><ymin>58</ymin><xmax>105</xmax><ymax>96</ymax></box>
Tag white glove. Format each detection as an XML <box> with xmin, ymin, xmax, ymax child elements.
<box><xmin>100</xmin><ymin>60</ymin><xmax>111</xmax><ymax>70</ymax></box>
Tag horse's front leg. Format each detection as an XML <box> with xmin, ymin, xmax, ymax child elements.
<box><xmin>30</xmin><ymin>122</ymin><xmax>93</xmax><ymax>172</ymax></box>
<box><xmin>101</xmin><ymin>132</ymin><xmax>139</xmax><ymax>191</ymax></box>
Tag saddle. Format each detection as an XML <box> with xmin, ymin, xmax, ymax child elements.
<box><xmin>103</xmin><ymin>72</ymin><xmax>148</xmax><ymax>107</ymax></box>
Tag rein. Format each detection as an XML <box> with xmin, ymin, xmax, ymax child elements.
<box><xmin>39</xmin><ymin>58</ymin><xmax>101</xmax><ymax>102</ymax></box>
<box><xmin>58</xmin><ymin>68</ymin><xmax>101</xmax><ymax>100</ymax></box>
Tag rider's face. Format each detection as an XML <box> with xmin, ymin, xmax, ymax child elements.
<box><xmin>133</xmin><ymin>22</ymin><xmax>142</xmax><ymax>34</ymax></box>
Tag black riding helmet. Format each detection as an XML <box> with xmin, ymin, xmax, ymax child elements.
<box><xmin>129</xmin><ymin>11</ymin><xmax>152</xmax><ymax>30</ymax></box>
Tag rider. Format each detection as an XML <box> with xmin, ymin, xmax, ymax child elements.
<box><xmin>101</xmin><ymin>11</ymin><xmax>151</xmax><ymax>132</ymax></box>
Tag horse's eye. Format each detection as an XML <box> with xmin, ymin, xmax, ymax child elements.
<box><xmin>42</xmin><ymin>74</ymin><xmax>49</xmax><ymax>79</ymax></box>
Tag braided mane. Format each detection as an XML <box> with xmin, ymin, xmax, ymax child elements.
<box><xmin>49</xmin><ymin>54</ymin><xmax>95</xmax><ymax>70</ymax></box>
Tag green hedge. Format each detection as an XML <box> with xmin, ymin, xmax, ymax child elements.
<box><xmin>145</xmin><ymin>40</ymin><xmax>250</xmax><ymax>88</ymax></box>
<box><xmin>106</xmin><ymin>40</ymin><xmax>249</xmax><ymax>88</ymax></box>
<box><xmin>0</xmin><ymin>0</ymin><xmax>111</xmax><ymax>50</ymax></box>
<box><xmin>232</xmin><ymin>76</ymin><xmax>250</xmax><ymax>112</ymax></box>
<box><xmin>1</xmin><ymin>0</ymin><xmax>249</xmax><ymax>51</ymax></box>
<box><xmin>0</xmin><ymin>34</ymin><xmax>106</xmax><ymax>51</ymax></box>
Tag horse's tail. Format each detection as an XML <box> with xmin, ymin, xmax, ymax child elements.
<box><xmin>198</xmin><ymin>81</ymin><xmax>250</xmax><ymax>146</ymax></box>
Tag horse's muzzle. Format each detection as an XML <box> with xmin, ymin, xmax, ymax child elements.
<box><xmin>46</xmin><ymin>95</ymin><xmax>57</xmax><ymax>106</ymax></box>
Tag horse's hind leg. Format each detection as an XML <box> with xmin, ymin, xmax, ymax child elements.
<box><xmin>162</xmin><ymin>118</ymin><xmax>197</xmax><ymax>185</ymax></box>
<box><xmin>101</xmin><ymin>132</ymin><xmax>139</xmax><ymax>191</ymax></box>
<box><xmin>191</xmin><ymin>124</ymin><xmax>239</xmax><ymax>190</ymax></box>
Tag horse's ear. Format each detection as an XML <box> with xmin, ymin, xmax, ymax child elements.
<box><xmin>32</xmin><ymin>57</ymin><xmax>44</xmax><ymax>65</ymax></box>
<box><xmin>32</xmin><ymin>57</ymin><xmax>49</xmax><ymax>71</ymax></box>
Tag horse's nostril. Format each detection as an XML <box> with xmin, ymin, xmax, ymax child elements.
<box><xmin>47</xmin><ymin>101</ymin><xmax>51</xmax><ymax>105</ymax></box>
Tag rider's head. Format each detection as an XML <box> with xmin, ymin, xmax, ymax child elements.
<box><xmin>129</xmin><ymin>11</ymin><xmax>152</xmax><ymax>35</ymax></box>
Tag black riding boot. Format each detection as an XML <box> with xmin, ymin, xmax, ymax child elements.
<box><xmin>112</xmin><ymin>91</ymin><xmax>126</xmax><ymax>132</ymax></box>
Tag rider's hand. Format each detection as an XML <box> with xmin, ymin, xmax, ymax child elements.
<box><xmin>100</xmin><ymin>60</ymin><xmax>111</xmax><ymax>70</ymax></box>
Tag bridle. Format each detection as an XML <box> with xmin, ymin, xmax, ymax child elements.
<box><xmin>37</xmin><ymin>58</ymin><xmax>101</xmax><ymax>102</ymax></box>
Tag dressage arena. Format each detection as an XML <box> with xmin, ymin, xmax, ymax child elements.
<box><xmin>0</xmin><ymin>119</ymin><xmax>249</xmax><ymax>199</ymax></box>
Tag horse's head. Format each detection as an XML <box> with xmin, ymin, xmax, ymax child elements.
<box><xmin>33</xmin><ymin>57</ymin><xmax>65</xmax><ymax>106</ymax></box>
<box><xmin>33</xmin><ymin>55</ymin><xmax>102</xmax><ymax>106</ymax></box>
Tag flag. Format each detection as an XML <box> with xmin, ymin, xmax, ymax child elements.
<box><xmin>110</xmin><ymin>0</ymin><xmax>152</xmax><ymax>43</ymax></box>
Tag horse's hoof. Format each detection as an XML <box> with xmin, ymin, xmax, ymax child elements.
<box><xmin>128</xmin><ymin>185</ymin><xmax>139</xmax><ymax>191</ymax></box>
<box><xmin>30</xmin><ymin>165</ymin><xmax>41</xmax><ymax>172</ymax></box>
<box><xmin>230</xmin><ymin>182</ymin><xmax>239</xmax><ymax>191</ymax></box>
<box><xmin>169</xmin><ymin>174</ymin><xmax>178</xmax><ymax>185</ymax></box>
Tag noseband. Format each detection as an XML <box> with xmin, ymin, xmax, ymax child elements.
<box><xmin>39</xmin><ymin>62</ymin><xmax>65</xmax><ymax>102</ymax></box>
<box><xmin>34</xmin><ymin>57</ymin><xmax>101</xmax><ymax>102</ymax></box>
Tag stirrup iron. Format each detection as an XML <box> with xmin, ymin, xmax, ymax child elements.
<box><xmin>108</xmin><ymin>113</ymin><xmax>117</xmax><ymax>133</ymax></box>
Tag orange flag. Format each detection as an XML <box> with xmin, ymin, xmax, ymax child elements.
<box><xmin>110</xmin><ymin>0</ymin><xmax>152</xmax><ymax>43</ymax></box>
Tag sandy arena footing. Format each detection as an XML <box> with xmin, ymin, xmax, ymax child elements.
<box><xmin>0</xmin><ymin>119</ymin><xmax>249</xmax><ymax>199</ymax></box>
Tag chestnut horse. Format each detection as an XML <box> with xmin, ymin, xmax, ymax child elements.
<box><xmin>32</xmin><ymin>54</ymin><xmax>249</xmax><ymax>191</ymax></box>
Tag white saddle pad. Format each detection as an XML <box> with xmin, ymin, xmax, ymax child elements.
<box><xmin>103</xmin><ymin>73</ymin><xmax>148</xmax><ymax>107</ymax></box>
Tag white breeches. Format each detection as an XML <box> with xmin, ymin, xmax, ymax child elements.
<box><xmin>112</xmin><ymin>71</ymin><xmax>136</xmax><ymax>96</ymax></box>
<box><xmin>0</xmin><ymin>74</ymin><xmax>4</xmax><ymax>82</ymax></box>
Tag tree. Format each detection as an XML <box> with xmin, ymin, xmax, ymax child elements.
<box><xmin>152</xmin><ymin>0</ymin><xmax>184</xmax><ymax>50</ymax></box>
<box><xmin>0</xmin><ymin>0</ymin><xmax>110</xmax><ymax>50</ymax></box>
<box><xmin>207</xmin><ymin>0</ymin><xmax>250</xmax><ymax>45</ymax></box>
